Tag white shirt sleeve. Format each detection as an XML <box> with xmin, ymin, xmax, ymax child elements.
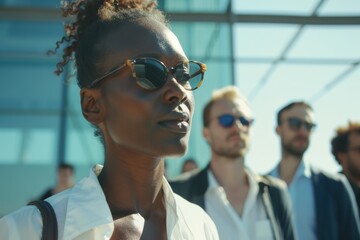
<box><xmin>0</xmin><ymin>206</ymin><xmax>42</xmax><ymax>240</ymax></box>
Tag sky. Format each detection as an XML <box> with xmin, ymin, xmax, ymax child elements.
<box><xmin>163</xmin><ymin>0</ymin><xmax>360</xmax><ymax>178</ymax></box>
<box><xmin>231</xmin><ymin>0</ymin><xmax>360</xmax><ymax>175</ymax></box>
<box><xmin>241</xmin><ymin>64</ymin><xmax>360</xmax><ymax>174</ymax></box>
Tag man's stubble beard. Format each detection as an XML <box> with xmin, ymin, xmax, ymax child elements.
<box><xmin>282</xmin><ymin>138</ymin><xmax>309</xmax><ymax>159</ymax></box>
<box><xmin>211</xmin><ymin>143</ymin><xmax>248</xmax><ymax>159</ymax></box>
<box><xmin>347</xmin><ymin>156</ymin><xmax>360</xmax><ymax>182</ymax></box>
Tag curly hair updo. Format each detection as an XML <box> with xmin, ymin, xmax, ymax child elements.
<box><xmin>52</xmin><ymin>0</ymin><xmax>167</xmax><ymax>88</ymax></box>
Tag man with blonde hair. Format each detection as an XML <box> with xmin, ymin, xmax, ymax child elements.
<box><xmin>170</xmin><ymin>86</ymin><xmax>295</xmax><ymax>240</ymax></box>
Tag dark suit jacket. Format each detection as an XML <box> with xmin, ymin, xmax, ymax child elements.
<box><xmin>169</xmin><ymin>166</ymin><xmax>296</xmax><ymax>240</ymax></box>
<box><xmin>311</xmin><ymin>169</ymin><xmax>360</xmax><ymax>240</ymax></box>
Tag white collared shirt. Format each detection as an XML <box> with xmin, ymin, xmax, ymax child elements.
<box><xmin>0</xmin><ymin>165</ymin><xmax>218</xmax><ymax>240</ymax></box>
<box><xmin>205</xmin><ymin>169</ymin><xmax>273</xmax><ymax>240</ymax></box>
<box><xmin>269</xmin><ymin>160</ymin><xmax>316</xmax><ymax>240</ymax></box>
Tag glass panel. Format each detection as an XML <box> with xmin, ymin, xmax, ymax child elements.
<box><xmin>287</xmin><ymin>26</ymin><xmax>360</xmax><ymax>60</ymax></box>
<box><xmin>319</xmin><ymin>0</ymin><xmax>360</xmax><ymax>16</ymax></box>
<box><xmin>235</xmin><ymin>63</ymin><xmax>272</xmax><ymax>98</ymax></box>
<box><xmin>243</xmin><ymin>63</ymin><xmax>353</xmax><ymax>173</ymax></box>
<box><xmin>171</xmin><ymin>22</ymin><xmax>231</xmax><ymax>59</ymax></box>
<box><xmin>23</xmin><ymin>129</ymin><xmax>56</xmax><ymax>164</ymax></box>
<box><xmin>66</xmin><ymin>128</ymin><xmax>104</xmax><ymax>165</ymax></box>
<box><xmin>0</xmin><ymin>21</ymin><xmax>63</xmax><ymax>54</ymax></box>
<box><xmin>0</xmin><ymin>63</ymin><xmax>61</xmax><ymax>110</ymax></box>
<box><xmin>0</xmin><ymin>49</ymin><xmax>61</xmax><ymax>164</ymax></box>
<box><xmin>317</xmin><ymin>65</ymin><xmax>360</xmax><ymax>106</ymax></box>
<box><xmin>165</xmin><ymin>0</ymin><xmax>229</xmax><ymax>13</ymax></box>
<box><xmin>311</xmin><ymin>67</ymin><xmax>360</xmax><ymax>171</ymax></box>
<box><xmin>0</xmin><ymin>115</ymin><xmax>59</xmax><ymax>164</ymax></box>
<box><xmin>0</xmin><ymin>0</ymin><xmax>59</xmax><ymax>7</ymax></box>
<box><xmin>232</xmin><ymin>0</ymin><xmax>319</xmax><ymax>15</ymax></box>
<box><xmin>0</xmin><ymin>128</ymin><xmax>22</xmax><ymax>163</ymax></box>
<box><xmin>253</xmin><ymin>63</ymin><xmax>350</xmax><ymax>102</ymax></box>
<box><xmin>234</xmin><ymin>24</ymin><xmax>299</xmax><ymax>58</ymax></box>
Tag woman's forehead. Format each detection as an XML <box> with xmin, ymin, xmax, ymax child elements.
<box><xmin>102</xmin><ymin>21</ymin><xmax>182</xmax><ymax>54</ymax></box>
<box><xmin>96</xmin><ymin>20</ymin><xmax>186</xmax><ymax>67</ymax></box>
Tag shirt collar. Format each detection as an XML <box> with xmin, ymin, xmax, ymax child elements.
<box><xmin>206</xmin><ymin>168</ymin><xmax>259</xmax><ymax>197</ymax></box>
<box><xmin>207</xmin><ymin>169</ymin><xmax>220</xmax><ymax>190</ymax></box>
<box><xmin>63</xmin><ymin>164</ymin><xmax>181</xmax><ymax>239</ymax></box>
<box><xmin>63</xmin><ymin>165</ymin><xmax>114</xmax><ymax>239</ymax></box>
<box><xmin>271</xmin><ymin>159</ymin><xmax>312</xmax><ymax>180</ymax></box>
<box><xmin>246</xmin><ymin>168</ymin><xmax>259</xmax><ymax>196</ymax></box>
<box><xmin>293</xmin><ymin>160</ymin><xmax>312</xmax><ymax>179</ymax></box>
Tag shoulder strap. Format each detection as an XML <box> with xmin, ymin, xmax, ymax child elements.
<box><xmin>28</xmin><ymin>200</ymin><xmax>58</xmax><ymax>240</ymax></box>
<box><xmin>259</xmin><ymin>178</ymin><xmax>281</xmax><ymax>240</ymax></box>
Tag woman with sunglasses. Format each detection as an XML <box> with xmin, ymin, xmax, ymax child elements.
<box><xmin>0</xmin><ymin>0</ymin><xmax>218</xmax><ymax>239</ymax></box>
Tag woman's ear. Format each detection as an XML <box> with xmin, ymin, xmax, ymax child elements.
<box><xmin>80</xmin><ymin>89</ymin><xmax>105</xmax><ymax>125</ymax></box>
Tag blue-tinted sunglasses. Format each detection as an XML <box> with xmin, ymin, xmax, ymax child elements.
<box><xmin>216</xmin><ymin>114</ymin><xmax>254</xmax><ymax>128</ymax></box>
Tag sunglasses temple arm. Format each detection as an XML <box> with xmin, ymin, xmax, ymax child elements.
<box><xmin>189</xmin><ymin>69</ymin><xmax>204</xmax><ymax>79</ymax></box>
<box><xmin>90</xmin><ymin>63</ymin><xmax>128</xmax><ymax>88</ymax></box>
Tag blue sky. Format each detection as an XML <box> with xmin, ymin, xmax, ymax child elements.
<box><xmin>230</xmin><ymin>0</ymin><xmax>360</xmax><ymax>174</ymax></box>
<box><xmin>234</xmin><ymin>26</ymin><xmax>360</xmax><ymax>174</ymax></box>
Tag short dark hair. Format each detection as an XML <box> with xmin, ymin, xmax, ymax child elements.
<box><xmin>58</xmin><ymin>163</ymin><xmax>75</xmax><ymax>173</ymax></box>
<box><xmin>276</xmin><ymin>101</ymin><xmax>313</xmax><ymax>126</ymax></box>
<box><xmin>331</xmin><ymin>121</ymin><xmax>360</xmax><ymax>164</ymax></box>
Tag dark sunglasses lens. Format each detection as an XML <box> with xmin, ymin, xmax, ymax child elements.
<box><xmin>133</xmin><ymin>59</ymin><xmax>167</xmax><ymax>90</ymax></box>
<box><xmin>287</xmin><ymin>118</ymin><xmax>302</xmax><ymax>130</ymax></box>
<box><xmin>218</xmin><ymin>115</ymin><xmax>235</xmax><ymax>128</ymax></box>
<box><xmin>288</xmin><ymin>118</ymin><xmax>315</xmax><ymax>131</ymax></box>
<box><xmin>304</xmin><ymin>123</ymin><xmax>315</xmax><ymax>131</ymax></box>
<box><xmin>240</xmin><ymin>117</ymin><xmax>252</xmax><ymax>126</ymax></box>
<box><xmin>173</xmin><ymin>62</ymin><xmax>203</xmax><ymax>90</ymax></box>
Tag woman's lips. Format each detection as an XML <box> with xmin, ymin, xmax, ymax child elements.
<box><xmin>158</xmin><ymin>119</ymin><xmax>190</xmax><ymax>133</ymax></box>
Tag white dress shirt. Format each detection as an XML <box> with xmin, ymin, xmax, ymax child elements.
<box><xmin>0</xmin><ymin>165</ymin><xmax>218</xmax><ymax>240</ymax></box>
<box><xmin>205</xmin><ymin>169</ymin><xmax>273</xmax><ymax>240</ymax></box>
<box><xmin>269</xmin><ymin>160</ymin><xmax>316</xmax><ymax>240</ymax></box>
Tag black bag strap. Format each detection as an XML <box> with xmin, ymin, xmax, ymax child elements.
<box><xmin>259</xmin><ymin>178</ymin><xmax>281</xmax><ymax>240</ymax></box>
<box><xmin>28</xmin><ymin>200</ymin><xmax>58</xmax><ymax>240</ymax></box>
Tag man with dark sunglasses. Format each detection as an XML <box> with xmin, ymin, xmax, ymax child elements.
<box><xmin>269</xmin><ymin>101</ymin><xmax>360</xmax><ymax>240</ymax></box>
<box><xmin>170</xmin><ymin>86</ymin><xmax>295</xmax><ymax>240</ymax></box>
<box><xmin>331</xmin><ymin>121</ymin><xmax>360</xmax><ymax>218</ymax></box>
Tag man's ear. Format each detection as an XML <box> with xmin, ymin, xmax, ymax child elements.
<box><xmin>203</xmin><ymin>127</ymin><xmax>211</xmax><ymax>144</ymax></box>
<box><xmin>337</xmin><ymin>152</ymin><xmax>346</xmax><ymax>165</ymax></box>
<box><xmin>80</xmin><ymin>89</ymin><xmax>105</xmax><ymax>125</ymax></box>
<box><xmin>275</xmin><ymin>125</ymin><xmax>281</xmax><ymax>136</ymax></box>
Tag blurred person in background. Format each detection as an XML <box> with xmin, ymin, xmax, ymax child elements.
<box><xmin>37</xmin><ymin>163</ymin><xmax>75</xmax><ymax>200</ymax></box>
<box><xmin>331</xmin><ymin>121</ymin><xmax>360</xmax><ymax>217</ymax></box>
<box><xmin>170</xmin><ymin>86</ymin><xmax>295</xmax><ymax>240</ymax></box>
<box><xmin>181</xmin><ymin>158</ymin><xmax>199</xmax><ymax>173</ymax></box>
<box><xmin>269</xmin><ymin>101</ymin><xmax>360</xmax><ymax>240</ymax></box>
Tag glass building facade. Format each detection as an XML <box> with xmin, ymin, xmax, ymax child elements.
<box><xmin>1</xmin><ymin>0</ymin><xmax>360</xmax><ymax>215</ymax></box>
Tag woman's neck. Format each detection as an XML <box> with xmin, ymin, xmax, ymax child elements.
<box><xmin>98</xmin><ymin>153</ymin><xmax>165</xmax><ymax>219</ymax></box>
